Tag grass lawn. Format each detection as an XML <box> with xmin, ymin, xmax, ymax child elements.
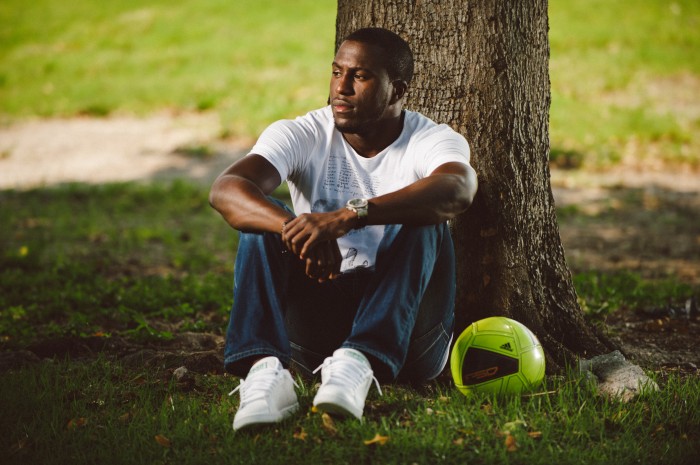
<box><xmin>2</xmin><ymin>355</ymin><xmax>698</xmax><ymax>465</ymax></box>
<box><xmin>0</xmin><ymin>0</ymin><xmax>336</xmax><ymax>136</ymax></box>
<box><xmin>1</xmin><ymin>182</ymin><xmax>698</xmax><ymax>464</ymax></box>
<box><xmin>549</xmin><ymin>0</ymin><xmax>700</xmax><ymax>168</ymax></box>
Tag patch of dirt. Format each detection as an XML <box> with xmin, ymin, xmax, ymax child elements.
<box><xmin>603</xmin><ymin>302</ymin><xmax>699</xmax><ymax>373</ymax></box>
<box><xmin>0</xmin><ymin>115</ymin><xmax>698</xmax><ymax>376</ymax></box>
<box><xmin>0</xmin><ymin>332</ymin><xmax>225</xmax><ymax>374</ymax></box>
<box><xmin>552</xmin><ymin>168</ymin><xmax>700</xmax><ymax>285</ymax></box>
<box><xmin>0</xmin><ymin>113</ymin><xmax>248</xmax><ymax>189</ymax></box>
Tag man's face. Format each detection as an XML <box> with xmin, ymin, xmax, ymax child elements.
<box><xmin>330</xmin><ymin>40</ymin><xmax>396</xmax><ymax>134</ymax></box>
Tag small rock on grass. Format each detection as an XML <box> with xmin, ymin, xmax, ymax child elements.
<box><xmin>578</xmin><ymin>350</ymin><xmax>659</xmax><ymax>402</ymax></box>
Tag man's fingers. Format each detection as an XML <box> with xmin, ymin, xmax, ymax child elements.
<box><xmin>283</xmin><ymin>212</ymin><xmax>345</xmax><ymax>258</ymax></box>
<box><xmin>301</xmin><ymin>241</ymin><xmax>341</xmax><ymax>282</ymax></box>
<box><xmin>284</xmin><ymin>229</ymin><xmax>310</xmax><ymax>256</ymax></box>
<box><xmin>283</xmin><ymin>216</ymin><xmax>318</xmax><ymax>257</ymax></box>
<box><xmin>304</xmin><ymin>256</ymin><xmax>317</xmax><ymax>279</ymax></box>
<box><xmin>299</xmin><ymin>232</ymin><xmax>320</xmax><ymax>258</ymax></box>
<box><xmin>313</xmin><ymin>247</ymin><xmax>331</xmax><ymax>282</ymax></box>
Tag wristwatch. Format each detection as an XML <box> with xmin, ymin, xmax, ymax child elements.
<box><xmin>345</xmin><ymin>198</ymin><xmax>369</xmax><ymax>229</ymax></box>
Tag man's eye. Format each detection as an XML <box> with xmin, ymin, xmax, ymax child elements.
<box><xmin>354</xmin><ymin>74</ymin><xmax>366</xmax><ymax>80</ymax></box>
<box><xmin>332</xmin><ymin>70</ymin><xmax>341</xmax><ymax>77</ymax></box>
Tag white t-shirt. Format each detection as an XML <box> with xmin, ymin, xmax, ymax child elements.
<box><xmin>249</xmin><ymin>105</ymin><xmax>471</xmax><ymax>272</ymax></box>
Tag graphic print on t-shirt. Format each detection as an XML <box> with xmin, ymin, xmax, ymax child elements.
<box><xmin>322</xmin><ymin>152</ymin><xmax>381</xmax><ymax>198</ymax></box>
<box><xmin>344</xmin><ymin>247</ymin><xmax>363</xmax><ymax>268</ymax></box>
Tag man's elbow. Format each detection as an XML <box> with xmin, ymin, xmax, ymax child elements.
<box><xmin>455</xmin><ymin>168</ymin><xmax>478</xmax><ymax>214</ymax></box>
<box><xmin>209</xmin><ymin>175</ymin><xmax>233</xmax><ymax>216</ymax></box>
<box><xmin>208</xmin><ymin>180</ymin><xmax>223</xmax><ymax>213</ymax></box>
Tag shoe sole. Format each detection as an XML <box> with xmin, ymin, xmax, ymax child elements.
<box><xmin>233</xmin><ymin>402</ymin><xmax>299</xmax><ymax>431</ymax></box>
<box><xmin>313</xmin><ymin>393</ymin><xmax>362</xmax><ymax>420</ymax></box>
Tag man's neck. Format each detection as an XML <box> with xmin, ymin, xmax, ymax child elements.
<box><xmin>342</xmin><ymin>111</ymin><xmax>405</xmax><ymax>158</ymax></box>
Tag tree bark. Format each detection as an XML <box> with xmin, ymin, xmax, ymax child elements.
<box><xmin>335</xmin><ymin>0</ymin><xmax>615</xmax><ymax>372</ymax></box>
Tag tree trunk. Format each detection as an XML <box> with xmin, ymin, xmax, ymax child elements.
<box><xmin>335</xmin><ymin>0</ymin><xmax>615</xmax><ymax>372</ymax></box>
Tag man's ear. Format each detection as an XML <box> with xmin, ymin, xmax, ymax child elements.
<box><xmin>391</xmin><ymin>80</ymin><xmax>408</xmax><ymax>104</ymax></box>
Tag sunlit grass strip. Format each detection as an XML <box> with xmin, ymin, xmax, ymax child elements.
<box><xmin>0</xmin><ymin>0</ymin><xmax>336</xmax><ymax>136</ymax></box>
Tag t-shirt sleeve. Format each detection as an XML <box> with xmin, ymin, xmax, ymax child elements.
<box><xmin>247</xmin><ymin>118</ymin><xmax>316</xmax><ymax>181</ymax></box>
<box><xmin>416</xmin><ymin>125</ymin><xmax>471</xmax><ymax>177</ymax></box>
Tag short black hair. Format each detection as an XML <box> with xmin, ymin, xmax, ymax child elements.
<box><xmin>343</xmin><ymin>27</ymin><xmax>414</xmax><ymax>84</ymax></box>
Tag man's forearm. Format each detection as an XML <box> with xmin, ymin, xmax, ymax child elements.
<box><xmin>367</xmin><ymin>167</ymin><xmax>477</xmax><ymax>226</ymax></box>
<box><xmin>209</xmin><ymin>175</ymin><xmax>291</xmax><ymax>233</ymax></box>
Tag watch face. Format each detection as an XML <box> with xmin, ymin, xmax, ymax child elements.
<box><xmin>348</xmin><ymin>198</ymin><xmax>368</xmax><ymax>208</ymax></box>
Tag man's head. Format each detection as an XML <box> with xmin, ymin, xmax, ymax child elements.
<box><xmin>330</xmin><ymin>28</ymin><xmax>413</xmax><ymax>136</ymax></box>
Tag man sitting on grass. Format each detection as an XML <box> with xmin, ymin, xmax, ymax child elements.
<box><xmin>209</xmin><ymin>27</ymin><xmax>477</xmax><ymax>431</ymax></box>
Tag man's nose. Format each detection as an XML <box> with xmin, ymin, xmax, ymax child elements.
<box><xmin>335</xmin><ymin>74</ymin><xmax>354</xmax><ymax>95</ymax></box>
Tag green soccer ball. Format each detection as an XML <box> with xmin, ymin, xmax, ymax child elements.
<box><xmin>450</xmin><ymin>316</ymin><xmax>545</xmax><ymax>396</ymax></box>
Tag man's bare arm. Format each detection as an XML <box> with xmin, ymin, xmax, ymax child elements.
<box><xmin>209</xmin><ymin>155</ymin><xmax>292</xmax><ymax>233</ymax></box>
<box><xmin>368</xmin><ymin>161</ymin><xmax>477</xmax><ymax>225</ymax></box>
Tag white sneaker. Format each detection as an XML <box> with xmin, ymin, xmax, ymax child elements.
<box><xmin>229</xmin><ymin>356</ymin><xmax>299</xmax><ymax>431</ymax></box>
<box><xmin>312</xmin><ymin>348</ymin><xmax>382</xmax><ymax>420</ymax></box>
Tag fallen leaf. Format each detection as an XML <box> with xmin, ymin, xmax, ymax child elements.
<box><xmin>527</xmin><ymin>431</ymin><xmax>543</xmax><ymax>439</ymax></box>
<box><xmin>118</xmin><ymin>412</ymin><xmax>131</xmax><ymax>423</ymax></box>
<box><xmin>364</xmin><ymin>433</ymin><xmax>390</xmax><ymax>446</ymax></box>
<box><xmin>66</xmin><ymin>417</ymin><xmax>87</xmax><ymax>430</ymax></box>
<box><xmin>321</xmin><ymin>413</ymin><xmax>337</xmax><ymax>436</ymax></box>
<box><xmin>293</xmin><ymin>427</ymin><xmax>308</xmax><ymax>441</ymax></box>
<box><xmin>154</xmin><ymin>434</ymin><xmax>171</xmax><ymax>448</ymax></box>
<box><xmin>504</xmin><ymin>433</ymin><xmax>518</xmax><ymax>452</ymax></box>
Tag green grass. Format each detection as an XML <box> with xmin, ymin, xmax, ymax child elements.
<box><xmin>574</xmin><ymin>271</ymin><xmax>695</xmax><ymax>318</ymax></box>
<box><xmin>1</xmin><ymin>0</ymin><xmax>698</xmax><ymax>166</ymax></box>
<box><xmin>1</xmin><ymin>358</ymin><xmax>698</xmax><ymax>465</ymax></box>
<box><xmin>0</xmin><ymin>182</ymin><xmax>293</xmax><ymax>347</ymax></box>
<box><xmin>549</xmin><ymin>0</ymin><xmax>700</xmax><ymax>168</ymax></box>
<box><xmin>0</xmin><ymin>182</ymin><xmax>234</xmax><ymax>346</ymax></box>
<box><xmin>0</xmin><ymin>0</ymin><xmax>336</xmax><ymax>136</ymax></box>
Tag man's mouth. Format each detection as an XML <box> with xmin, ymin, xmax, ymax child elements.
<box><xmin>332</xmin><ymin>100</ymin><xmax>354</xmax><ymax>113</ymax></box>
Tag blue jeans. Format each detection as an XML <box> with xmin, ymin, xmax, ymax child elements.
<box><xmin>223</xmin><ymin>204</ymin><xmax>456</xmax><ymax>383</ymax></box>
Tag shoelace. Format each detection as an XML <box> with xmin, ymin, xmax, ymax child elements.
<box><xmin>313</xmin><ymin>357</ymin><xmax>382</xmax><ymax>396</ymax></box>
<box><xmin>228</xmin><ymin>369</ymin><xmax>298</xmax><ymax>402</ymax></box>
